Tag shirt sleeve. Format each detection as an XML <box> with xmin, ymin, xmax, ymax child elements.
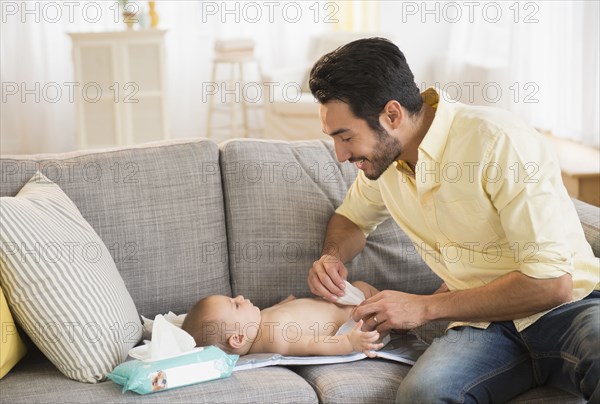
<box><xmin>484</xmin><ymin>129</ymin><xmax>576</xmax><ymax>280</ymax></box>
<box><xmin>335</xmin><ymin>170</ymin><xmax>391</xmax><ymax>237</ymax></box>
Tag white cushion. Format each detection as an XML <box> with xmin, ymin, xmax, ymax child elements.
<box><xmin>0</xmin><ymin>172</ymin><xmax>142</xmax><ymax>383</ymax></box>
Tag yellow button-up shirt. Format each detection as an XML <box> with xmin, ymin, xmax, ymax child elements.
<box><xmin>336</xmin><ymin>88</ymin><xmax>599</xmax><ymax>331</ymax></box>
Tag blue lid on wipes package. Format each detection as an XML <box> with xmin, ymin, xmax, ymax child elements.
<box><xmin>108</xmin><ymin>346</ymin><xmax>238</xmax><ymax>394</ymax></box>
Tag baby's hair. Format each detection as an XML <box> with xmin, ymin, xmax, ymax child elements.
<box><xmin>182</xmin><ymin>296</ymin><xmax>231</xmax><ymax>353</ymax></box>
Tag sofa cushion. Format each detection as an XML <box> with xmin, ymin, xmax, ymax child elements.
<box><xmin>219</xmin><ymin>139</ymin><xmax>440</xmax><ymax>308</ymax></box>
<box><xmin>572</xmin><ymin>198</ymin><xmax>600</xmax><ymax>257</ymax></box>
<box><xmin>0</xmin><ymin>139</ymin><xmax>231</xmax><ymax>318</ymax></box>
<box><xmin>0</xmin><ymin>352</ymin><xmax>318</xmax><ymax>404</ymax></box>
<box><xmin>291</xmin><ymin>359</ymin><xmax>411</xmax><ymax>403</ymax></box>
<box><xmin>292</xmin><ymin>359</ymin><xmax>584</xmax><ymax>404</ymax></box>
<box><xmin>0</xmin><ymin>173</ymin><xmax>142</xmax><ymax>382</ymax></box>
<box><xmin>0</xmin><ymin>288</ymin><xmax>27</xmax><ymax>378</ymax></box>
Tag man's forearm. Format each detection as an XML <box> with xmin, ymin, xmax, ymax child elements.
<box><xmin>321</xmin><ymin>213</ymin><xmax>366</xmax><ymax>263</ymax></box>
<box><xmin>426</xmin><ymin>271</ymin><xmax>573</xmax><ymax>323</ymax></box>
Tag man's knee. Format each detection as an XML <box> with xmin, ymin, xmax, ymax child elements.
<box><xmin>396</xmin><ymin>368</ymin><xmax>460</xmax><ymax>404</ymax></box>
<box><xmin>574</xmin><ymin>303</ymin><xmax>600</xmax><ymax>400</ymax></box>
<box><xmin>396</xmin><ymin>371</ymin><xmax>431</xmax><ymax>404</ymax></box>
<box><xmin>395</xmin><ymin>323</ymin><xmax>532</xmax><ymax>403</ymax></box>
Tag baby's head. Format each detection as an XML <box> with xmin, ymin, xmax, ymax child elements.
<box><xmin>182</xmin><ymin>295</ymin><xmax>261</xmax><ymax>355</ymax></box>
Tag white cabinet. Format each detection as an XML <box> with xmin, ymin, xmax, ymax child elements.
<box><xmin>69</xmin><ymin>30</ymin><xmax>168</xmax><ymax>148</ymax></box>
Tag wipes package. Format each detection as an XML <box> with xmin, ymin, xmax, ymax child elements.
<box><xmin>108</xmin><ymin>315</ymin><xmax>238</xmax><ymax>394</ymax></box>
<box><xmin>141</xmin><ymin>311</ymin><xmax>187</xmax><ymax>341</ymax></box>
<box><xmin>108</xmin><ymin>346</ymin><xmax>238</xmax><ymax>394</ymax></box>
<box><xmin>130</xmin><ymin>315</ymin><xmax>195</xmax><ymax>361</ymax></box>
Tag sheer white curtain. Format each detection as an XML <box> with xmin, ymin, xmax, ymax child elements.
<box><xmin>1</xmin><ymin>2</ymin><xmax>117</xmax><ymax>153</ymax></box>
<box><xmin>437</xmin><ymin>1</ymin><xmax>599</xmax><ymax>148</ymax></box>
<box><xmin>1</xmin><ymin>1</ymin><xmax>331</xmax><ymax>154</ymax></box>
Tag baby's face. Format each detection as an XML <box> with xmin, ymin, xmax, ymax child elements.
<box><xmin>208</xmin><ymin>295</ymin><xmax>261</xmax><ymax>332</ymax></box>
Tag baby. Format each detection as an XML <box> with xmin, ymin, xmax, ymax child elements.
<box><xmin>181</xmin><ymin>281</ymin><xmax>384</xmax><ymax>357</ymax></box>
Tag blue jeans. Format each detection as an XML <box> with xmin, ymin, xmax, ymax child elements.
<box><xmin>396</xmin><ymin>291</ymin><xmax>600</xmax><ymax>403</ymax></box>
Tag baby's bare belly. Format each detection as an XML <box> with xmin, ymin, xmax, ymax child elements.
<box><xmin>262</xmin><ymin>298</ymin><xmax>354</xmax><ymax>338</ymax></box>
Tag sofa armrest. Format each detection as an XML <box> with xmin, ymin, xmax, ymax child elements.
<box><xmin>572</xmin><ymin>198</ymin><xmax>600</xmax><ymax>257</ymax></box>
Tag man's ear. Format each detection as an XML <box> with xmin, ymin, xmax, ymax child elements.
<box><xmin>227</xmin><ymin>334</ymin><xmax>245</xmax><ymax>349</ymax></box>
<box><xmin>381</xmin><ymin>100</ymin><xmax>403</xmax><ymax>128</ymax></box>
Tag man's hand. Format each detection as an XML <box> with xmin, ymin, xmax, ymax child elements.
<box><xmin>307</xmin><ymin>254</ymin><xmax>349</xmax><ymax>301</ymax></box>
<box><xmin>352</xmin><ymin>272</ymin><xmax>574</xmax><ymax>332</ymax></box>
<box><xmin>308</xmin><ymin>214</ymin><xmax>366</xmax><ymax>301</ymax></box>
<box><xmin>352</xmin><ymin>290</ymin><xmax>429</xmax><ymax>333</ymax></box>
<box><xmin>346</xmin><ymin>320</ymin><xmax>384</xmax><ymax>358</ymax></box>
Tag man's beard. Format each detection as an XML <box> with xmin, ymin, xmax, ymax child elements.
<box><xmin>362</xmin><ymin>128</ymin><xmax>403</xmax><ymax>180</ymax></box>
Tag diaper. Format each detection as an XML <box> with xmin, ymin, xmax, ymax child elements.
<box><xmin>336</xmin><ymin>281</ymin><xmax>366</xmax><ymax>336</ymax></box>
<box><xmin>336</xmin><ymin>281</ymin><xmax>366</xmax><ymax>306</ymax></box>
<box><xmin>335</xmin><ymin>281</ymin><xmax>390</xmax><ymax>347</ymax></box>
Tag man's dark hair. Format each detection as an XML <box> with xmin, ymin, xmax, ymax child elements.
<box><xmin>309</xmin><ymin>37</ymin><xmax>423</xmax><ymax>132</ymax></box>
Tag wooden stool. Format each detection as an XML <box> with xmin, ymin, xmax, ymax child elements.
<box><xmin>206</xmin><ymin>39</ymin><xmax>261</xmax><ymax>138</ymax></box>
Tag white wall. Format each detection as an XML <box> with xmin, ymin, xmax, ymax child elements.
<box><xmin>379</xmin><ymin>2</ymin><xmax>452</xmax><ymax>88</ymax></box>
<box><xmin>2</xmin><ymin>1</ymin><xmax>596</xmax><ymax>153</ymax></box>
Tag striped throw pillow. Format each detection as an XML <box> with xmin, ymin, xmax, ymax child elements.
<box><xmin>0</xmin><ymin>172</ymin><xmax>142</xmax><ymax>383</ymax></box>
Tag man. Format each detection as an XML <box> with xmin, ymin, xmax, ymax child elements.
<box><xmin>307</xmin><ymin>38</ymin><xmax>599</xmax><ymax>403</ymax></box>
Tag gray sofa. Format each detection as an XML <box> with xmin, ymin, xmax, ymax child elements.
<box><xmin>1</xmin><ymin>138</ymin><xmax>595</xmax><ymax>403</ymax></box>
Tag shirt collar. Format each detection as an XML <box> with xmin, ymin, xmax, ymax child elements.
<box><xmin>416</xmin><ymin>87</ymin><xmax>457</xmax><ymax>163</ymax></box>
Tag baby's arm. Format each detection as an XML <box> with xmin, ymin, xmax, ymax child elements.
<box><xmin>275</xmin><ymin>320</ymin><xmax>383</xmax><ymax>357</ymax></box>
<box><xmin>351</xmin><ymin>281</ymin><xmax>380</xmax><ymax>300</ymax></box>
<box><xmin>343</xmin><ymin>319</ymin><xmax>385</xmax><ymax>357</ymax></box>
